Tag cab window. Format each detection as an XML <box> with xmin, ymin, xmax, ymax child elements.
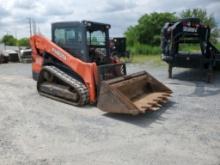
<box><xmin>54</xmin><ymin>27</ymin><xmax>82</xmax><ymax>45</ymax></box>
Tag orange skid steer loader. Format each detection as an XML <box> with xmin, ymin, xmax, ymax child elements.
<box><xmin>30</xmin><ymin>20</ymin><xmax>172</xmax><ymax>115</ymax></box>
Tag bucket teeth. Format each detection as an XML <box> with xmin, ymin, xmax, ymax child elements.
<box><xmin>140</xmin><ymin>106</ymin><xmax>151</xmax><ymax>111</ymax></box>
<box><xmin>140</xmin><ymin>103</ymin><xmax>160</xmax><ymax>111</ymax></box>
<box><xmin>148</xmin><ymin>102</ymin><xmax>161</xmax><ymax>107</ymax></box>
<box><xmin>152</xmin><ymin>107</ymin><xmax>160</xmax><ymax>111</ymax></box>
<box><xmin>157</xmin><ymin>97</ymin><xmax>169</xmax><ymax>104</ymax></box>
<box><xmin>153</xmin><ymin>99</ymin><xmax>164</xmax><ymax>105</ymax></box>
<box><xmin>162</xmin><ymin>93</ymin><xmax>171</xmax><ymax>97</ymax></box>
<box><xmin>134</xmin><ymin>92</ymin><xmax>171</xmax><ymax>113</ymax></box>
<box><xmin>139</xmin><ymin>107</ymin><xmax>150</xmax><ymax>113</ymax></box>
<box><xmin>158</xmin><ymin>100</ymin><xmax>168</xmax><ymax>104</ymax></box>
<box><xmin>133</xmin><ymin>92</ymin><xmax>171</xmax><ymax>112</ymax></box>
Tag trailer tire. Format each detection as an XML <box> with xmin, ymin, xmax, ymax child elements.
<box><xmin>168</xmin><ymin>64</ymin><xmax>173</xmax><ymax>78</ymax></box>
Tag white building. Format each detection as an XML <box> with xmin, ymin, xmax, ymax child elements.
<box><xmin>0</xmin><ymin>43</ymin><xmax>27</xmax><ymax>52</ymax></box>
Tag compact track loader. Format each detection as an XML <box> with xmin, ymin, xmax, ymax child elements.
<box><xmin>30</xmin><ymin>20</ymin><xmax>172</xmax><ymax>115</ymax></box>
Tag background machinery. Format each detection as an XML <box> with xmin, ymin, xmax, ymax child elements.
<box><xmin>19</xmin><ymin>48</ymin><xmax>32</xmax><ymax>63</ymax></box>
<box><xmin>0</xmin><ymin>50</ymin><xmax>19</xmax><ymax>63</ymax></box>
<box><xmin>110</xmin><ymin>37</ymin><xmax>130</xmax><ymax>58</ymax></box>
<box><xmin>0</xmin><ymin>51</ymin><xmax>9</xmax><ymax>63</ymax></box>
<box><xmin>30</xmin><ymin>20</ymin><xmax>172</xmax><ymax>115</ymax></box>
<box><xmin>161</xmin><ymin>18</ymin><xmax>220</xmax><ymax>82</ymax></box>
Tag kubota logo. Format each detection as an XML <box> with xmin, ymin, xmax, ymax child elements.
<box><xmin>52</xmin><ymin>48</ymin><xmax>67</xmax><ymax>61</ymax></box>
<box><xmin>183</xmin><ymin>26</ymin><xmax>197</xmax><ymax>33</ymax></box>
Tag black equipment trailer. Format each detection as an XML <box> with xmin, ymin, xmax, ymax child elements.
<box><xmin>161</xmin><ymin>18</ymin><xmax>220</xmax><ymax>82</ymax></box>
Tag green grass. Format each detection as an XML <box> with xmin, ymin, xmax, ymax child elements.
<box><xmin>215</xmin><ymin>42</ymin><xmax>220</xmax><ymax>50</ymax></box>
<box><xmin>125</xmin><ymin>42</ymin><xmax>220</xmax><ymax>65</ymax></box>
<box><xmin>125</xmin><ymin>43</ymin><xmax>220</xmax><ymax>65</ymax></box>
<box><xmin>128</xmin><ymin>44</ymin><xmax>161</xmax><ymax>55</ymax></box>
<box><xmin>179</xmin><ymin>44</ymin><xmax>201</xmax><ymax>53</ymax></box>
<box><xmin>123</xmin><ymin>54</ymin><xmax>164</xmax><ymax>65</ymax></box>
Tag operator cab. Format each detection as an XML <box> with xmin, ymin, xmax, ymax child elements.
<box><xmin>52</xmin><ymin>20</ymin><xmax>111</xmax><ymax>65</ymax></box>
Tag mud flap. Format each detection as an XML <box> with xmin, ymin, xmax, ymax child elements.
<box><xmin>97</xmin><ymin>71</ymin><xmax>172</xmax><ymax>115</ymax></box>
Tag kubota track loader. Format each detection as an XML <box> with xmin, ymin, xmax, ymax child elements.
<box><xmin>30</xmin><ymin>20</ymin><xmax>172</xmax><ymax>115</ymax></box>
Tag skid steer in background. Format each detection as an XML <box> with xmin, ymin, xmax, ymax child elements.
<box><xmin>19</xmin><ymin>48</ymin><xmax>32</xmax><ymax>63</ymax></box>
<box><xmin>161</xmin><ymin>18</ymin><xmax>220</xmax><ymax>82</ymax></box>
<box><xmin>30</xmin><ymin>20</ymin><xmax>172</xmax><ymax>115</ymax></box>
<box><xmin>110</xmin><ymin>37</ymin><xmax>130</xmax><ymax>59</ymax></box>
<box><xmin>0</xmin><ymin>51</ymin><xmax>8</xmax><ymax>63</ymax></box>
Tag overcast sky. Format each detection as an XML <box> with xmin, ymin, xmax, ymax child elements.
<box><xmin>0</xmin><ymin>0</ymin><xmax>219</xmax><ymax>39</ymax></box>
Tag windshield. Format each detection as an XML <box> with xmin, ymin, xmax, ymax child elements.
<box><xmin>87</xmin><ymin>30</ymin><xmax>106</xmax><ymax>46</ymax></box>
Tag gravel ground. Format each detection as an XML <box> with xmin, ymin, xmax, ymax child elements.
<box><xmin>0</xmin><ymin>63</ymin><xmax>219</xmax><ymax>165</ymax></box>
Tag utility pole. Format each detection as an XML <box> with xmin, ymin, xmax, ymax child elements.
<box><xmin>28</xmin><ymin>17</ymin><xmax>32</xmax><ymax>37</ymax></box>
<box><xmin>32</xmin><ymin>19</ymin><xmax>37</xmax><ymax>35</ymax></box>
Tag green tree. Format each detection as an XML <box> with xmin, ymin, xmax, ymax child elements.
<box><xmin>17</xmin><ymin>38</ymin><xmax>29</xmax><ymax>46</ymax></box>
<box><xmin>125</xmin><ymin>26</ymin><xmax>139</xmax><ymax>46</ymax></box>
<box><xmin>125</xmin><ymin>12</ymin><xmax>177</xmax><ymax>46</ymax></box>
<box><xmin>1</xmin><ymin>34</ymin><xmax>17</xmax><ymax>46</ymax></box>
<box><xmin>180</xmin><ymin>8</ymin><xmax>219</xmax><ymax>43</ymax></box>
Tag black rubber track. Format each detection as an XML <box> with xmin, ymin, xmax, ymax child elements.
<box><xmin>37</xmin><ymin>65</ymin><xmax>89</xmax><ymax>106</ymax></box>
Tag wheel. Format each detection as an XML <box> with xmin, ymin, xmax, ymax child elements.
<box><xmin>207</xmin><ymin>66</ymin><xmax>213</xmax><ymax>83</ymax></box>
<box><xmin>43</xmin><ymin>71</ymin><xmax>54</xmax><ymax>82</ymax></box>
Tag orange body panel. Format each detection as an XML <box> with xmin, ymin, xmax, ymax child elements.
<box><xmin>30</xmin><ymin>34</ymin><xmax>98</xmax><ymax>103</ymax></box>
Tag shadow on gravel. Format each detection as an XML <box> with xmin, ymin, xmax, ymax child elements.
<box><xmin>172</xmin><ymin>68</ymin><xmax>220</xmax><ymax>83</ymax></box>
<box><xmin>190</xmin><ymin>85</ymin><xmax>220</xmax><ymax>97</ymax></box>
<box><xmin>172</xmin><ymin>69</ymin><xmax>220</xmax><ymax>97</ymax></box>
<box><xmin>190</xmin><ymin>72</ymin><xmax>220</xmax><ymax>97</ymax></box>
<box><xmin>103</xmin><ymin>101</ymin><xmax>175</xmax><ymax>128</ymax></box>
<box><xmin>172</xmin><ymin>69</ymin><xmax>209</xmax><ymax>82</ymax></box>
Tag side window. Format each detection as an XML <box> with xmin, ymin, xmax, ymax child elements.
<box><xmin>86</xmin><ymin>30</ymin><xmax>106</xmax><ymax>46</ymax></box>
<box><xmin>87</xmin><ymin>31</ymin><xmax>91</xmax><ymax>45</ymax></box>
<box><xmin>91</xmin><ymin>31</ymin><xmax>105</xmax><ymax>45</ymax></box>
<box><xmin>54</xmin><ymin>29</ymin><xmax>65</xmax><ymax>45</ymax></box>
<box><xmin>66</xmin><ymin>29</ymin><xmax>76</xmax><ymax>44</ymax></box>
<box><xmin>54</xmin><ymin>27</ymin><xmax>82</xmax><ymax>45</ymax></box>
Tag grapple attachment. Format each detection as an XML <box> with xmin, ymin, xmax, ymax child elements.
<box><xmin>97</xmin><ymin>71</ymin><xmax>172</xmax><ymax>115</ymax></box>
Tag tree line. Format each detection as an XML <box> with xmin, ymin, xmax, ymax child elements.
<box><xmin>125</xmin><ymin>8</ymin><xmax>219</xmax><ymax>48</ymax></box>
<box><xmin>0</xmin><ymin>35</ymin><xmax>29</xmax><ymax>47</ymax></box>
<box><xmin>1</xmin><ymin>8</ymin><xmax>219</xmax><ymax>51</ymax></box>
